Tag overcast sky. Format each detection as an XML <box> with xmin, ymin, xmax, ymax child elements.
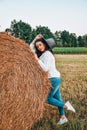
<box><xmin>0</xmin><ymin>0</ymin><xmax>87</xmax><ymax>36</ymax></box>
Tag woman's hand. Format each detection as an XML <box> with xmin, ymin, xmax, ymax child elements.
<box><xmin>30</xmin><ymin>34</ymin><xmax>43</xmax><ymax>47</ymax></box>
<box><xmin>35</xmin><ymin>34</ymin><xmax>43</xmax><ymax>40</ymax></box>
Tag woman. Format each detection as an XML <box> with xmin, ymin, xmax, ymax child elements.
<box><xmin>30</xmin><ymin>34</ymin><xmax>75</xmax><ymax>125</ymax></box>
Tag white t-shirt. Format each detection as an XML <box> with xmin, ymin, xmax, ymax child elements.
<box><xmin>30</xmin><ymin>42</ymin><xmax>60</xmax><ymax>78</ymax></box>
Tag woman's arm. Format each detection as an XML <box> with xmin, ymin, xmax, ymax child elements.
<box><xmin>38</xmin><ymin>59</ymin><xmax>49</xmax><ymax>71</ymax></box>
<box><xmin>30</xmin><ymin>34</ymin><xmax>43</xmax><ymax>52</ymax></box>
<box><xmin>30</xmin><ymin>41</ymin><xmax>36</xmax><ymax>52</ymax></box>
<box><xmin>34</xmin><ymin>53</ymin><xmax>49</xmax><ymax>71</ymax></box>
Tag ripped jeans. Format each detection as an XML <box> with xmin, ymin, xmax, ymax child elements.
<box><xmin>46</xmin><ymin>77</ymin><xmax>65</xmax><ymax>116</ymax></box>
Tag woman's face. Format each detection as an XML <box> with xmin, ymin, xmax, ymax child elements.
<box><xmin>35</xmin><ymin>41</ymin><xmax>46</xmax><ymax>52</ymax></box>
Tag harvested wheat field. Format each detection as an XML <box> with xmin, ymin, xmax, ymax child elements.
<box><xmin>56</xmin><ymin>54</ymin><xmax>87</xmax><ymax>100</ymax></box>
<box><xmin>31</xmin><ymin>54</ymin><xmax>87</xmax><ymax>130</ymax></box>
<box><xmin>0</xmin><ymin>32</ymin><xmax>50</xmax><ymax>130</ymax></box>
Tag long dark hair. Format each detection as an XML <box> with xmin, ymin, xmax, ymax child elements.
<box><xmin>34</xmin><ymin>38</ymin><xmax>53</xmax><ymax>57</ymax></box>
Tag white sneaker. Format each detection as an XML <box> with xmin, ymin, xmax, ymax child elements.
<box><xmin>65</xmin><ymin>101</ymin><xmax>76</xmax><ymax>113</ymax></box>
<box><xmin>57</xmin><ymin>117</ymin><xmax>68</xmax><ymax>125</ymax></box>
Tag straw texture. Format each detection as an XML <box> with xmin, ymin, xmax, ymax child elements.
<box><xmin>0</xmin><ymin>32</ymin><xmax>50</xmax><ymax>130</ymax></box>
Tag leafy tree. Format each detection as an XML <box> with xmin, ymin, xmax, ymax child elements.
<box><xmin>54</xmin><ymin>31</ymin><xmax>63</xmax><ymax>47</ymax></box>
<box><xmin>29</xmin><ymin>29</ymin><xmax>37</xmax><ymax>43</ymax></box>
<box><xmin>35</xmin><ymin>25</ymin><xmax>55</xmax><ymax>39</ymax></box>
<box><xmin>61</xmin><ymin>30</ymin><xmax>70</xmax><ymax>47</ymax></box>
<box><xmin>82</xmin><ymin>35</ymin><xmax>87</xmax><ymax>47</ymax></box>
<box><xmin>6</xmin><ymin>19</ymin><xmax>87</xmax><ymax>47</ymax></box>
<box><xmin>78</xmin><ymin>36</ymin><xmax>84</xmax><ymax>47</ymax></box>
<box><xmin>69</xmin><ymin>33</ymin><xmax>77</xmax><ymax>47</ymax></box>
<box><xmin>5</xmin><ymin>19</ymin><xmax>32</xmax><ymax>44</ymax></box>
<box><xmin>29</xmin><ymin>25</ymin><xmax>56</xmax><ymax>44</ymax></box>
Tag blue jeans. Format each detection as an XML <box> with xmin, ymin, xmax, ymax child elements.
<box><xmin>46</xmin><ymin>77</ymin><xmax>65</xmax><ymax>116</ymax></box>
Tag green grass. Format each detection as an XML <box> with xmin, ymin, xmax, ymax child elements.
<box><xmin>53</xmin><ymin>47</ymin><xmax>87</xmax><ymax>54</ymax></box>
<box><xmin>31</xmin><ymin>54</ymin><xmax>87</xmax><ymax>130</ymax></box>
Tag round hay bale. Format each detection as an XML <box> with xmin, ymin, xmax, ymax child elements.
<box><xmin>0</xmin><ymin>32</ymin><xmax>50</xmax><ymax>130</ymax></box>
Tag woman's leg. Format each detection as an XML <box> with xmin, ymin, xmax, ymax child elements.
<box><xmin>46</xmin><ymin>77</ymin><xmax>65</xmax><ymax>116</ymax></box>
<box><xmin>46</xmin><ymin>91</ymin><xmax>64</xmax><ymax>107</ymax></box>
<box><xmin>54</xmin><ymin>88</ymin><xmax>65</xmax><ymax>116</ymax></box>
<box><xmin>46</xmin><ymin>78</ymin><xmax>64</xmax><ymax>107</ymax></box>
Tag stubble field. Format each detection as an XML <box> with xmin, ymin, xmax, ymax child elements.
<box><xmin>31</xmin><ymin>54</ymin><xmax>87</xmax><ymax>130</ymax></box>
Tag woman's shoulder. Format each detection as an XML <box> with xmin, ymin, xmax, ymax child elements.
<box><xmin>43</xmin><ymin>50</ymin><xmax>54</xmax><ymax>59</ymax></box>
<box><xmin>40</xmin><ymin>50</ymin><xmax>53</xmax><ymax>59</ymax></box>
<box><xmin>45</xmin><ymin>50</ymin><xmax>53</xmax><ymax>55</ymax></box>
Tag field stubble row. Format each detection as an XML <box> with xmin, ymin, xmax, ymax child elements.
<box><xmin>31</xmin><ymin>54</ymin><xmax>87</xmax><ymax>130</ymax></box>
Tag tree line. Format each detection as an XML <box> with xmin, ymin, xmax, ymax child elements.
<box><xmin>5</xmin><ymin>19</ymin><xmax>87</xmax><ymax>47</ymax></box>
